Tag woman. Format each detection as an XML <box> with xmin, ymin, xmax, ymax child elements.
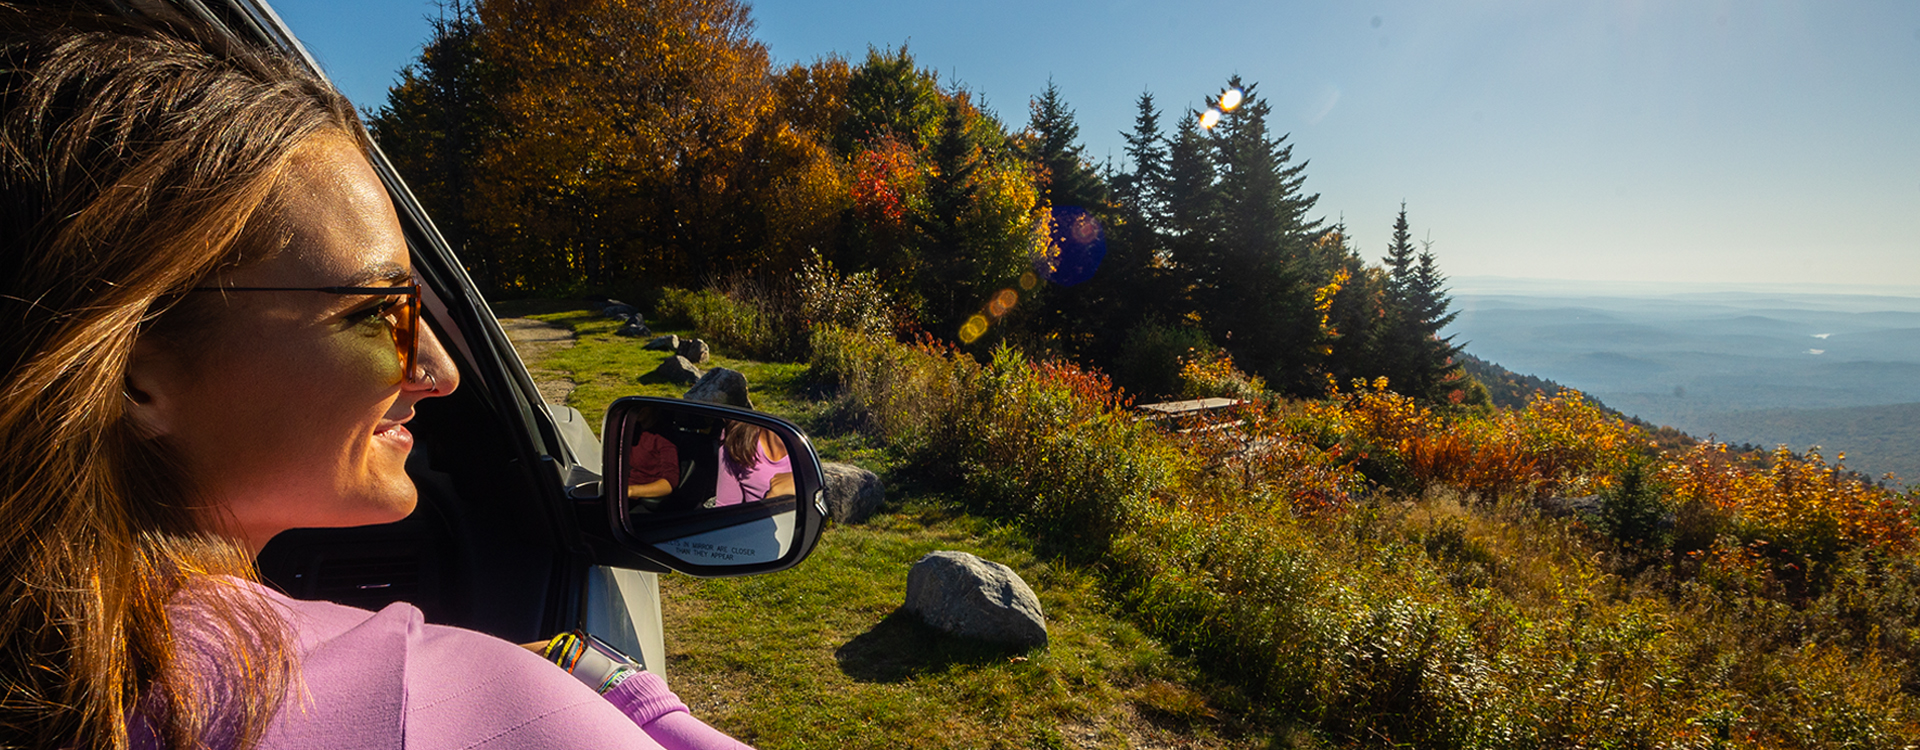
<box><xmin>713</xmin><ymin>423</ymin><xmax>795</xmax><ymax>507</ymax></box>
<box><xmin>0</xmin><ymin>6</ymin><xmax>747</xmax><ymax>748</ymax></box>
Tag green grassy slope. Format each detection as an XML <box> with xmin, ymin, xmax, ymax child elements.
<box><xmin>492</xmin><ymin>300</ymin><xmax>1280</xmax><ymax>750</ymax></box>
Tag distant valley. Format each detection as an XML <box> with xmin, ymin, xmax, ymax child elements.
<box><xmin>1445</xmin><ymin>279</ymin><xmax>1920</xmax><ymax>484</ymax></box>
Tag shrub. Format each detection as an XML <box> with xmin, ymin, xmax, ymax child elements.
<box><xmin>806</xmin><ymin>326</ymin><xmax>1920</xmax><ymax>747</ymax></box>
<box><xmin>1113</xmin><ymin>321</ymin><xmax>1213</xmax><ymax>401</ymax></box>
<box><xmin>658</xmin><ymin>278</ymin><xmax>806</xmax><ymax>360</ymax></box>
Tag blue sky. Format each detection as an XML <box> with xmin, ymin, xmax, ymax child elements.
<box><xmin>272</xmin><ymin>0</ymin><xmax>1920</xmax><ymax>291</ymax></box>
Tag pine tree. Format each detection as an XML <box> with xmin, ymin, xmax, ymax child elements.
<box><xmin>1113</xmin><ymin>92</ymin><xmax>1169</xmax><ymax>233</ymax></box>
<box><xmin>839</xmin><ymin>45</ymin><xmax>944</xmax><ymax>154</ymax></box>
<box><xmin>1193</xmin><ymin>77</ymin><xmax>1326</xmax><ymax>395</ymax></box>
<box><xmin>371</xmin><ymin>1</ymin><xmax>500</xmax><ymax>290</ymax></box>
<box><xmin>914</xmin><ymin>97</ymin><xmax>983</xmax><ymax>328</ymax></box>
<box><xmin>1375</xmin><ymin>204</ymin><xmax>1466</xmax><ymax>401</ymax></box>
<box><xmin>1023</xmin><ymin>81</ymin><xmax>1107</xmax><ymax>210</ymax></box>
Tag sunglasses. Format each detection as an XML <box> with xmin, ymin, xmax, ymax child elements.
<box><xmin>188</xmin><ymin>280</ymin><xmax>423</xmax><ymax>379</ymax></box>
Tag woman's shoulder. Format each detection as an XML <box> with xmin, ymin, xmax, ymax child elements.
<box><xmin>239</xmin><ymin>582</ymin><xmax>653</xmax><ymax>748</ymax></box>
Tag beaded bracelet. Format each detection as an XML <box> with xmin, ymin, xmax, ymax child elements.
<box><xmin>540</xmin><ymin>630</ymin><xmax>644</xmax><ymax>695</ymax></box>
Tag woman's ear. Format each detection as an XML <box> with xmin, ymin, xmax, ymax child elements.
<box><xmin>124</xmin><ymin>338</ymin><xmax>182</xmax><ymax>438</ymax></box>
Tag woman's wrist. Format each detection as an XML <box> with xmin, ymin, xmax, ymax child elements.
<box><xmin>539</xmin><ymin>630</ymin><xmax>646</xmax><ymax>695</ymax></box>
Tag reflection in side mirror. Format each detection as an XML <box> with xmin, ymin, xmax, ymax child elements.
<box><xmin>601</xmin><ymin>397</ymin><xmax>826</xmax><ymax>577</ymax></box>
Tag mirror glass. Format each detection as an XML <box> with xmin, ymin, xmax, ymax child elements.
<box><xmin>610</xmin><ymin>400</ymin><xmax>817</xmax><ymax>571</ymax></box>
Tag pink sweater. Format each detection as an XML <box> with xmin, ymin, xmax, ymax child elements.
<box><xmin>142</xmin><ymin>581</ymin><xmax>751</xmax><ymax>750</ymax></box>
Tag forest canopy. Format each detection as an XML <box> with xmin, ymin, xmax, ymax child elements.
<box><xmin>373</xmin><ymin>0</ymin><xmax>1469</xmax><ymax>403</ymax></box>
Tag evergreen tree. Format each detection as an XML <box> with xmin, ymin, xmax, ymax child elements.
<box><xmin>1113</xmin><ymin>92</ymin><xmax>1169</xmax><ymax>233</ymax></box>
<box><xmin>1023</xmin><ymin>81</ymin><xmax>1107</xmax><ymax>210</ymax></box>
<box><xmin>914</xmin><ymin>97</ymin><xmax>983</xmax><ymax>328</ymax></box>
<box><xmin>371</xmin><ymin>1</ymin><xmax>500</xmax><ymax>291</ymax></box>
<box><xmin>1193</xmin><ymin>77</ymin><xmax>1325</xmax><ymax>395</ymax></box>
<box><xmin>1375</xmin><ymin>205</ymin><xmax>1466</xmax><ymax>401</ymax></box>
<box><xmin>1383</xmin><ymin>202</ymin><xmax>1417</xmax><ymax>297</ymax></box>
<box><xmin>1161</xmin><ymin>113</ymin><xmax>1216</xmax><ymax>318</ymax></box>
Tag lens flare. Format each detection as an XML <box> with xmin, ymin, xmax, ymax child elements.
<box><xmin>987</xmin><ymin>288</ymin><xmax>1018</xmax><ymax>318</ymax></box>
<box><xmin>959</xmin><ymin>314</ymin><xmax>990</xmax><ymax>344</ymax></box>
<box><xmin>1199</xmin><ymin>108</ymin><xmax>1222</xmax><ymax>129</ymax></box>
<box><xmin>1019</xmin><ymin>271</ymin><xmax>1037</xmax><ymax>290</ymax></box>
<box><xmin>1219</xmin><ymin>88</ymin><xmax>1243</xmax><ymax>112</ymax></box>
<box><xmin>1030</xmin><ymin>206</ymin><xmax>1107</xmax><ymax>287</ymax></box>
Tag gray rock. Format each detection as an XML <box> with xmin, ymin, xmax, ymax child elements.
<box><xmin>676</xmin><ymin>338</ymin><xmax>710</xmax><ymax>364</ymax></box>
<box><xmin>642</xmin><ymin>355</ymin><xmax>702</xmax><ymax>385</ymax></box>
<box><xmin>615</xmin><ymin>317</ymin><xmax>652</xmax><ymax>337</ymax></box>
<box><xmin>643</xmin><ymin>334</ymin><xmax>680</xmax><ymax>351</ymax></box>
<box><xmin>904</xmin><ymin>551</ymin><xmax>1047</xmax><ymax>648</ymax></box>
<box><xmin>821</xmin><ymin>462</ymin><xmax>884</xmax><ymax>524</ymax></box>
<box><xmin>683</xmin><ymin>367</ymin><xmax>753</xmax><ymax>409</ymax></box>
<box><xmin>602</xmin><ymin>303</ymin><xmax>639</xmax><ymax>319</ymax></box>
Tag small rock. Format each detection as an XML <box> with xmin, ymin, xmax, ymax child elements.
<box><xmin>644</xmin><ymin>334</ymin><xmax>680</xmax><ymax>351</ymax></box>
<box><xmin>904</xmin><ymin>551</ymin><xmax>1047</xmax><ymax>648</ymax></box>
<box><xmin>821</xmin><ymin>462</ymin><xmax>884</xmax><ymax>524</ymax></box>
<box><xmin>642</xmin><ymin>355</ymin><xmax>702</xmax><ymax>385</ymax></box>
<box><xmin>602</xmin><ymin>302</ymin><xmax>639</xmax><ymax>319</ymax></box>
<box><xmin>615</xmin><ymin>317</ymin><xmax>653</xmax><ymax>337</ymax></box>
<box><xmin>683</xmin><ymin>367</ymin><xmax>753</xmax><ymax>409</ymax></box>
<box><xmin>676</xmin><ymin>338</ymin><xmax>710</xmax><ymax>364</ymax></box>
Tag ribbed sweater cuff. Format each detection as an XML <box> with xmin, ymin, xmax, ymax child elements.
<box><xmin>602</xmin><ymin>671</ymin><xmax>690</xmax><ymax>725</ymax></box>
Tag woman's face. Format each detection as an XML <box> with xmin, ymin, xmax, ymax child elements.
<box><xmin>131</xmin><ymin>135</ymin><xmax>459</xmax><ymax>553</ymax></box>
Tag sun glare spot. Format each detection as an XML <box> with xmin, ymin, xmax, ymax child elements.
<box><xmin>1219</xmin><ymin>88</ymin><xmax>1243</xmax><ymax>112</ymax></box>
<box><xmin>1808</xmin><ymin>349</ymin><xmax>1826</xmax><ymax>355</ymax></box>
<box><xmin>960</xmin><ymin>315</ymin><xmax>990</xmax><ymax>344</ymax></box>
<box><xmin>1811</xmin><ymin>333</ymin><xmax>1832</xmax><ymax>339</ymax></box>
<box><xmin>1199</xmin><ymin>108</ymin><xmax>1222</xmax><ymax>129</ymax></box>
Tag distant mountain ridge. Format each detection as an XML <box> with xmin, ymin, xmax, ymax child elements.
<box><xmin>1458</xmin><ymin>351</ymin><xmax>1591</xmax><ymax>410</ymax></box>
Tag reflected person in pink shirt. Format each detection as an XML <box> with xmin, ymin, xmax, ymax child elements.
<box><xmin>713</xmin><ymin>423</ymin><xmax>795</xmax><ymax>506</ymax></box>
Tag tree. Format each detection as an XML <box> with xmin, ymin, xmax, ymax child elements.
<box><xmin>473</xmin><ymin>0</ymin><xmax>778</xmax><ymax>289</ymax></box>
<box><xmin>1190</xmin><ymin>77</ymin><xmax>1326</xmax><ymax>395</ymax></box>
<box><xmin>1022</xmin><ymin>80</ymin><xmax>1107</xmax><ymax>210</ymax></box>
<box><xmin>1112</xmin><ymin>91</ymin><xmax>1168</xmax><ymax>234</ymax></box>
<box><xmin>370</xmin><ymin>1</ymin><xmax>502</xmax><ymax>291</ymax></box>
<box><xmin>1375</xmin><ymin>204</ymin><xmax>1467</xmax><ymax>401</ymax></box>
<box><xmin>838</xmin><ymin>45</ymin><xmax>943</xmax><ymax>154</ymax></box>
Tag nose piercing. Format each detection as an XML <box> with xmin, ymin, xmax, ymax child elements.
<box><xmin>422</xmin><ymin>371</ymin><xmax>439</xmax><ymax>393</ymax></box>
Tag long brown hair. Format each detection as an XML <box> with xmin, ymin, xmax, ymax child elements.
<box><xmin>0</xmin><ymin>4</ymin><xmax>360</xmax><ymax>747</ymax></box>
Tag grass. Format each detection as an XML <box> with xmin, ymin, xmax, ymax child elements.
<box><xmin>492</xmin><ymin>299</ymin><xmax>1273</xmax><ymax>749</ymax></box>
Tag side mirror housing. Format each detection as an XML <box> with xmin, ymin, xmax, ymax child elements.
<box><xmin>599</xmin><ymin>397</ymin><xmax>827</xmax><ymax>576</ymax></box>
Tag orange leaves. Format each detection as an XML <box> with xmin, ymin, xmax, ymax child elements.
<box><xmin>1662</xmin><ymin>443</ymin><xmax>1916</xmax><ymax>562</ymax></box>
<box><xmin>1303</xmin><ymin>383</ymin><xmax>1642</xmax><ymax>501</ymax></box>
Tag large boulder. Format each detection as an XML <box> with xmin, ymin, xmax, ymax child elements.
<box><xmin>615</xmin><ymin>317</ymin><xmax>652</xmax><ymax>338</ymax></box>
<box><xmin>821</xmin><ymin>462</ymin><xmax>884</xmax><ymax>524</ymax></box>
<box><xmin>683</xmin><ymin>367</ymin><xmax>753</xmax><ymax>409</ymax></box>
<box><xmin>642</xmin><ymin>355</ymin><xmax>702</xmax><ymax>385</ymax></box>
<box><xmin>643</xmin><ymin>334</ymin><xmax>680</xmax><ymax>352</ymax></box>
<box><xmin>904</xmin><ymin>551</ymin><xmax>1047</xmax><ymax>648</ymax></box>
<box><xmin>676</xmin><ymin>337</ymin><xmax>710</xmax><ymax>364</ymax></box>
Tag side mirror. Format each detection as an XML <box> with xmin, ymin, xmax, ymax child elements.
<box><xmin>600</xmin><ymin>397</ymin><xmax>827</xmax><ymax>576</ymax></box>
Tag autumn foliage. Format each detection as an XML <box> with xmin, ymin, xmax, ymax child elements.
<box><xmin>810</xmin><ymin>326</ymin><xmax>1920</xmax><ymax>746</ymax></box>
